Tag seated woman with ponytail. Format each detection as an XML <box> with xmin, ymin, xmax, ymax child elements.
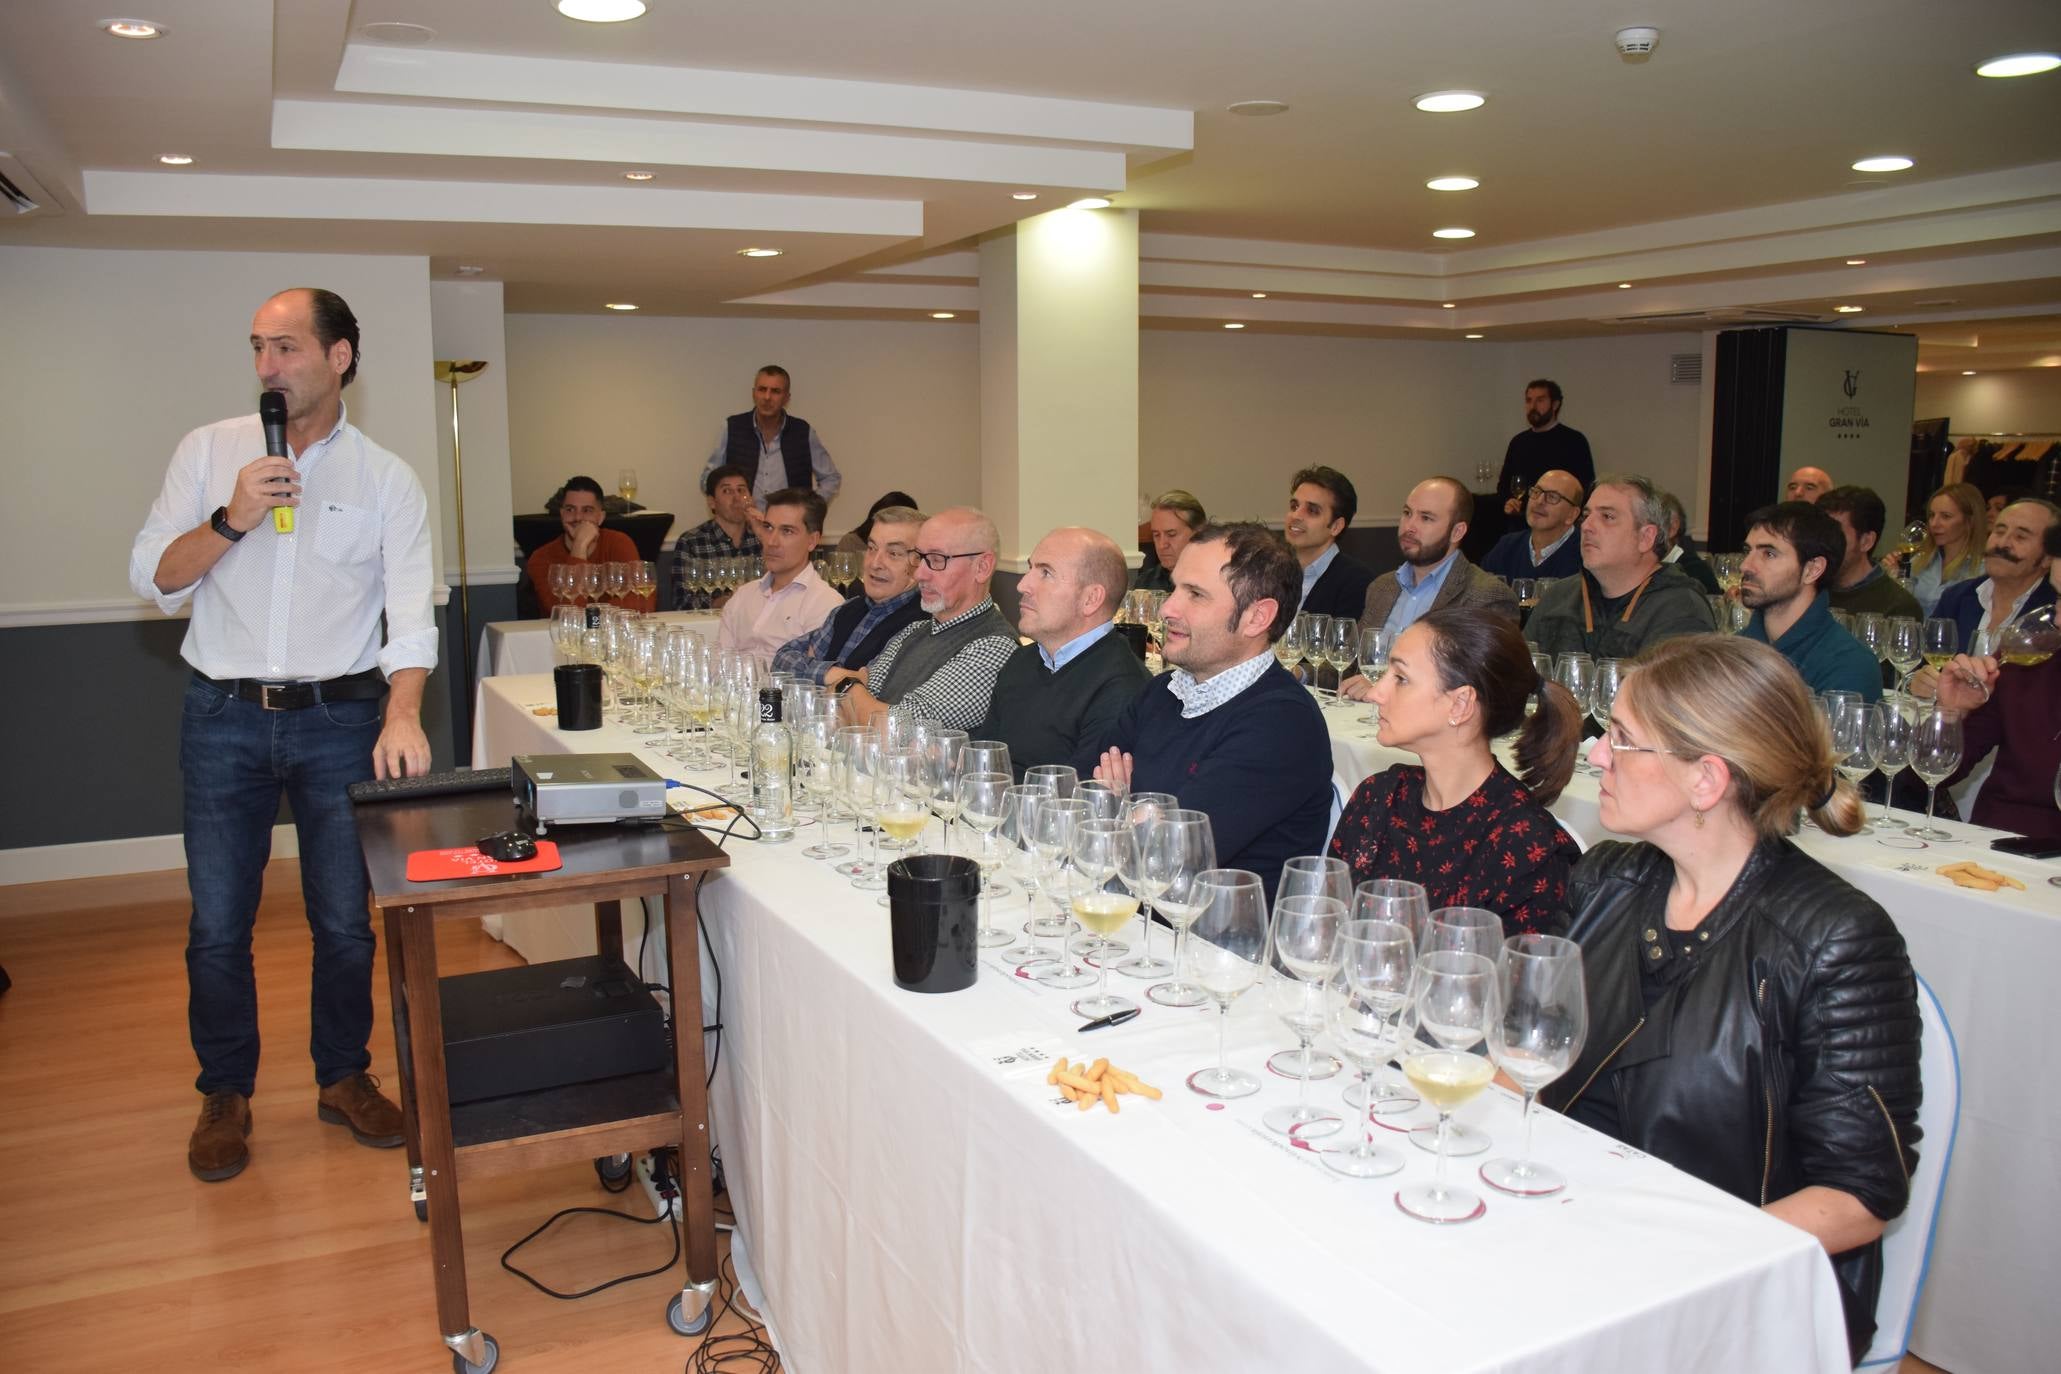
<box><xmin>1542</xmin><ymin>634</ymin><xmax>1921</xmax><ymax>1363</ymax></box>
<box><xmin>1327</xmin><ymin>605</ymin><xmax>1585</xmax><ymax>937</ymax></box>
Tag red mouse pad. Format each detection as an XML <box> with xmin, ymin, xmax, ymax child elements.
<box><xmin>406</xmin><ymin>842</ymin><xmax>563</xmax><ymax>882</ymax></box>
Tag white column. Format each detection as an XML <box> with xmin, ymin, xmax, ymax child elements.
<box><xmin>429</xmin><ymin>281</ymin><xmax>516</xmax><ymax>591</ymax></box>
<box><xmin>978</xmin><ymin>207</ymin><xmax>1140</xmax><ymax>566</ymax></box>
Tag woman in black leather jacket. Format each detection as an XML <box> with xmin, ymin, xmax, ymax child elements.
<box><xmin>1541</xmin><ymin>635</ymin><xmax>1921</xmax><ymax>1363</ymax></box>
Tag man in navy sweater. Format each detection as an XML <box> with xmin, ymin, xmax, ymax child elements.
<box><xmin>1095</xmin><ymin>523</ymin><xmax>1333</xmax><ymax>898</ymax></box>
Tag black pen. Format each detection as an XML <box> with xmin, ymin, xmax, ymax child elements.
<box><xmin>1078</xmin><ymin>1007</ymin><xmax>1142</xmax><ymax>1033</ymax></box>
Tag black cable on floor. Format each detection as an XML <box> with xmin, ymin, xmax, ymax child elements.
<box><xmin>685</xmin><ymin>1250</ymin><xmax>780</xmax><ymax>1374</ymax></box>
<box><xmin>499</xmin><ymin>1188</ymin><xmax>680</xmax><ymax>1301</ymax></box>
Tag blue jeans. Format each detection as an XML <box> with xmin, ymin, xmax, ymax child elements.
<box><xmin>180</xmin><ymin>675</ymin><xmax>383</xmax><ymax>1097</ymax></box>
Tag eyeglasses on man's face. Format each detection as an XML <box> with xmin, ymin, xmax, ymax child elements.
<box><xmin>1530</xmin><ymin>489</ymin><xmax>1577</xmax><ymax>510</ymax></box>
<box><xmin>913</xmin><ymin>549</ymin><xmax>983</xmax><ymax>572</ymax></box>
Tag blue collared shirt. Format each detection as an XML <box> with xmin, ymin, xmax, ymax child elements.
<box><xmin>1300</xmin><ymin>543</ymin><xmax>1339</xmax><ymax>604</ymax></box>
<box><xmin>1039</xmin><ymin>621</ymin><xmax>1115</xmax><ymax>673</ymax></box>
<box><xmin>1383</xmin><ymin>550</ymin><xmax>1459</xmax><ymax>632</ymax></box>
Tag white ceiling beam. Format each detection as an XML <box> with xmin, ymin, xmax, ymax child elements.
<box><xmin>728</xmin><ymin>282</ymin><xmax>985</xmax><ymax>310</ymax></box>
<box><xmin>333</xmin><ymin>44</ymin><xmax>1193</xmax><ymax>152</ymax></box>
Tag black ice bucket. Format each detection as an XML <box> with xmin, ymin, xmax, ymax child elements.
<box><xmin>887</xmin><ymin>853</ymin><xmax>980</xmax><ymax>994</ymax></box>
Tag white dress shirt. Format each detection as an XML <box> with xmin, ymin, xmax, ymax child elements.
<box><xmin>128</xmin><ymin>407</ymin><xmax>438</xmax><ymax>683</ymax></box>
<box><xmin>718</xmin><ymin>562</ymin><xmax>844</xmax><ymax>668</ymax></box>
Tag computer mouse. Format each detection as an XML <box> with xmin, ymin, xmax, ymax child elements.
<box><xmin>477</xmin><ymin>831</ymin><xmax>538</xmax><ymax>863</ymax></box>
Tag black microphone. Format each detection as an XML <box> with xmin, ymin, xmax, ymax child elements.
<box><xmin>259</xmin><ymin>390</ymin><xmax>294</xmax><ymax>533</ymax></box>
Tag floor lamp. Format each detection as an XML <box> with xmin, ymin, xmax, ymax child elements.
<box><xmin>435</xmin><ymin>359</ymin><xmax>488</xmax><ymax>748</ymax></box>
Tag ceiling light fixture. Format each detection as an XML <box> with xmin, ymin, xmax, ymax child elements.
<box><xmin>1226</xmin><ymin>100</ymin><xmax>1290</xmax><ymax>116</ymax></box>
<box><xmin>99</xmin><ymin>18</ymin><xmax>165</xmax><ymax>39</ymax></box>
<box><xmin>604</xmin><ymin>302</ymin><xmax>638</xmax><ymax>311</ymax></box>
<box><xmin>1962</xmin><ymin>370</ymin><xmax>1977</xmax><ymax>376</ymax></box>
<box><xmin>736</xmin><ymin>247</ymin><xmax>783</xmax><ymax>258</ymax></box>
<box><xmin>624</xmin><ymin>170</ymin><xmax>655</xmax><ymax>181</ymax></box>
<box><xmin>1432</xmin><ymin>227</ymin><xmax>1476</xmax><ymax>239</ymax></box>
<box><xmin>1425</xmin><ymin>176</ymin><xmax>1479</xmax><ymax>191</ymax></box>
<box><xmin>1845</xmin><ymin>258</ymin><xmax>1868</xmax><ymax>265</ymax></box>
<box><xmin>1442</xmin><ymin>302</ymin><xmax>1456</xmax><ymax>309</ymax></box>
<box><xmin>1251</xmin><ymin>292</ymin><xmax>1268</xmax><ymax>299</ymax></box>
<box><xmin>1834</xmin><ymin>305</ymin><xmax>1865</xmax><ymax>313</ymax></box>
<box><xmin>1414</xmin><ymin>91</ymin><xmax>1486</xmax><ymax>113</ymax></box>
<box><xmin>1851</xmin><ymin>155</ymin><xmax>1914</xmax><ymax>173</ymax></box>
<box><xmin>930</xmin><ymin>312</ymin><xmax>956</xmax><ymax>319</ymax></box>
<box><xmin>556</xmin><ymin>0</ymin><xmax>647</xmax><ymax>21</ymax></box>
<box><xmin>1618</xmin><ymin>282</ymin><xmax>1633</xmax><ymax>289</ymax></box>
<box><xmin>1976</xmin><ymin>53</ymin><xmax>2060</xmax><ymax>79</ymax></box>
<box><xmin>157</xmin><ymin>154</ymin><xmax>193</xmax><ymax>166</ymax></box>
<box><xmin>1222</xmin><ymin>322</ymin><xmax>1245</xmax><ymax>330</ymax></box>
<box><xmin>1464</xmin><ymin>333</ymin><xmax>1485</xmax><ymax>340</ymax></box>
<box><xmin>1067</xmin><ymin>197</ymin><xmax>1113</xmax><ymax>211</ymax></box>
<box><xmin>1011</xmin><ymin>192</ymin><xmax>1039</xmax><ymax>201</ymax></box>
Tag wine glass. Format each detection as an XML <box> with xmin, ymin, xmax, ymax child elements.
<box><xmin>1323</xmin><ymin>920</ymin><xmax>1416</xmax><ymax>1178</ymax></box>
<box><xmin>1830</xmin><ymin>702</ymin><xmax>1880</xmax><ymax>836</ymax></box>
<box><xmin>924</xmin><ymin>729</ymin><xmax>968</xmax><ymax>855</ymax></box>
<box><xmin>1908</xmin><ymin>710</ymin><xmax>1963</xmax><ymax>843</ymax></box>
<box><xmin>575</xmin><ymin>561</ymin><xmax>602</xmax><ymax>610</ymax></box>
<box><xmin>631</xmin><ymin>559</ymin><xmax>658</xmax><ymax>606</ymax></box>
<box><xmin>1871</xmin><ymin>693</ymin><xmax>1916</xmax><ymax>837</ymax></box>
<box><xmin>1554</xmin><ymin>653</ymin><xmax>1595</xmax><ymax>736</ymax></box>
<box><xmin>958</xmin><ymin>772</ymin><xmax>1014</xmax><ymax>947</ymax></box>
<box><xmin>617</xmin><ymin>467</ymin><xmax>638</xmax><ymax>502</ymax></box>
<box><xmin>797</xmin><ymin>713</ymin><xmax>851</xmax><ymax>858</ymax></box>
<box><xmin>1884</xmin><ymin>616</ymin><xmax>1922</xmax><ymax>689</ymax></box>
<box><xmin>1031</xmin><ymin>798</ymin><xmax>1094</xmax><ymax>987</ymax></box>
<box><xmin>1581</xmin><ymin>659</ymin><xmax>1623</xmax><ymax>775</ymax></box>
<box><xmin>959</xmin><ymin>741</ymin><xmax>1014</xmax><ymax>891</ymax></box>
<box><xmin>549</xmin><ymin>604</ymin><xmax>582</xmax><ymax>665</ymax></box>
<box><xmin>1357</xmin><ymin>626</ymin><xmax>1395</xmax><ymax>724</ymax></box>
<box><xmin>1922</xmin><ymin>618</ymin><xmax>1959</xmax><ymax>683</ymax></box>
<box><xmin>1275</xmin><ymin>615</ymin><xmax>1308</xmax><ymax>680</ymax></box>
<box><xmin>1408</xmin><ymin>907</ymin><xmax>1505</xmax><ymax>1155</ymax></box>
<box><xmin>1275</xmin><ymin>854</ymin><xmax>1352</xmax><ymax>908</ymax></box>
<box><xmin>547</xmin><ymin>562</ymin><xmax>574</xmax><ymax>610</ymax></box>
<box><xmin>1064</xmin><ymin>821</ymin><xmax>1141</xmax><ymax>1018</ymax></box>
<box><xmin>1113</xmin><ymin>792</ymin><xmax>1180</xmax><ymax>979</ymax></box>
<box><xmin>1000</xmin><ymin>783</ymin><xmax>1057</xmax><ymax>968</ymax></box>
<box><xmin>1853</xmin><ymin>612</ymin><xmax>1886</xmax><ymax>663</ymax></box>
<box><xmin>1512</xmin><ymin>577</ymin><xmax>1537</xmax><ymax>609</ymax></box>
<box><xmin>1481</xmin><ymin>935</ymin><xmax>1587</xmax><ymax>1197</ymax></box>
<box><xmin>1182</xmin><ymin>869</ymin><xmax>1270</xmax><ymax>1100</ymax></box>
<box><xmin>1998</xmin><ymin>606</ymin><xmax>2061</xmax><ymax>667</ymax></box>
<box><xmin>1261</xmin><ymin>894</ymin><xmax>1347</xmax><ymax>1138</ymax></box>
<box><xmin>1142</xmin><ymin>810</ymin><xmax>1217</xmax><ymax>1008</ymax></box>
<box><xmin>605</xmin><ymin>561</ymin><xmax>631</xmax><ymax>607</ymax></box>
<box><xmin>1395</xmin><ymin>950</ymin><xmax>1498</xmax><ymax>1225</ymax></box>
<box><xmin>1075</xmin><ymin>778</ymin><xmax>1126</xmax><ymax>821</ymax></box>
<box><xmin>1319</xmin><ymin>617</ymin><xmax>1356</xmax><ymax>702</ymax></box>
<box><xmin>874</xmin><ymin>750</ymin><xmax>931</xmax><ymax>868</ymax></box>
<box><xmin>1023</xmin><ymin>763</ymin><xmax>1077</xmax><ymax>801</ymax></box>
<box><xmin>835</xmin><ymin>728</ymin><xmax>884</xmax><ymax>880</ymax></box>
<box><xmin>1343</xmin><ymin>879</ymin><xmax>1432</xmax><ymax>1115</ymax></box>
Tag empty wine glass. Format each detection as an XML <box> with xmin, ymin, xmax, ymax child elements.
<box><xmin>547</xmin><ymin>562</ymin><xmax>575</xmax><ymax>610</ymax></box>
<box><xmin>1872</xmin><ymin>693</ymin><xmax>1916</xmax><ymax>837</ymax></box>
<box><xmin>960</xmin><ymin>740</ymin><xmax>1014</xmax><ymax>893</ymax></box>
<box><xmin>1357</xmin><ymin>626</ymin><xmax>1395</xmax><ymax>724</ymax></box>
<box><xmin>1000</xmin><ymin>783</ymin><xmax>1057</xmax><ymax>968</ymax></box>
<box><xmin>958</xmin><ymin>772</ymin><xmax>1013</xmax><ymax>947</ymax></box>
<box><xmin>1396</xmin><ymin>950</ymin><xmax>1498</xmax><ymax>1225</ymax></box>
<box><xmin>1909</xmin><ymin>710</ymin><xmax>1963</xmax><ymax>842</ymax></box>
<box><xmin>1322</xmin><ymin>617</ymin><xmax>1358</xmax><ymax>702</ymax></box>
<box><xmin>1032</xmin><ymin>798</ymin><xmax>1094</xmax><ymax>987</ymax></box>
<box><xmin>1276</xmin><ymin>854</ymin><xmax>1352</xmax><ymax>907</ymax></box>
<box><xmin>1262</xmin><ymin>894</ymin><xmax>1347</xmax><ymax>1138</ymax></box>
<box><xmin>1323</xmin><ymin>920</ymin><xmax>1415</xmax><ymax>1178</ymax></box>
<box><xmin>1064</xmin><ymin>821</ymin><xmax>1141</xmax><ymax>1018</ymax></box>
<box><xmin>1554</xmin><ymin>653</ymin><xmax>1595</xmax><ymax>734</ymax></box>
<box><xmin>925</xmin><ymin>728</ymin><xmax>968</xmax><ymax>855</ymax></box>
<box><xmin>1830</xmin><ymin>703</ymin><xmax>1880</xmax><ymax>836</ymax></box>
<box><xmin>1853</xmin><ymin>612</ymin><xmax>1886</xmax><ymax>663</ymax></box>
<box><xmin>1144</xmin><ymin>809</ymin><xmax>1218</xmax><ymax>1008</ymax></box>
<box><xmin>1112</xmin><ymin>791</ymin><xmax>1180</xmax><ymax>979</ymax></box>
<box><xmin>1182</xmin><ymin>869</ymin><xmax>1270</xmax><ymax>1100</ymax></box>
<box><xmin>1343</xmin><ymin>879</ymin><xmax>1431</xmax><ymax>1115</ymax></box>
<box><xmin>1023</xmin><ymin>763</ymin><xmax>1077</xmax><ymax>801</ymax></box>
<box><xmin>1481</xmin><ymin>934</ymin><xmax>1587</xmax><ymax>1197</ymax></box>
<box><xmin>1581</xmin><ymin>659</ymin><xmax>1623</xmax><ymax>775</ymax></box>
<box><xmin>1884</xmin><ymin>616</ymin><xmax>1922</xmax><ymax>689</ymax></box>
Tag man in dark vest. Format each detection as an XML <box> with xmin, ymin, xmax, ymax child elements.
<box><xmin>838</xmin><ymin>507</ymin><xmax>1018</xmax><ymax>732</ymax></box>
<box><xmin>701</xmin><ymin>364</ymin><xmax>843</xmax><ymax>510</ymax></box>
<box><xmin>771</xmin><ymin>505</ymin><xmax>927</xmax><ymax>685</ymax></box>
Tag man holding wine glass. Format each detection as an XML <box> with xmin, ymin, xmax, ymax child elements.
<box><xmin>1925</xmin><ymin>498</ymin><xmax>2059</xmax><ymax>667</ymax></box>
<box><xmin>526</xmin><ymin>475</ymin><xmax>652</xmax><ymax>614</ymax></box>
<box><xmin>1735</xmin><ymin>501</ymin><xmax>1882</xmax><ymax>701</ymax></box>
<box><xmin>1819</xmin><ymin>486</ymin><xmax>1923</xmax><ymax>623</ymax></box>
<box><xmin>1480</xmin><ymin>468</ymin><xmax>1585</xmax><ymax>582</ymax></box>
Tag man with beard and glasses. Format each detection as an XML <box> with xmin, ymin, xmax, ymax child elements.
<box><xmin>1341</xmin><ymin>477</ymin><xmax>1515</xmax><ymax>700</ymax></box>
<box><xmin>1480</xmin><ymin>468</ymin><xmax>1585</xmax><ymax>581</ymax></box>
<box><xmin>1496</xmin><ymin>378</ymin><xmax>1594</xmax><ymax>515</ymax></box>
<box><xmin>1282</xmin><ymin>466</ymin><xmax>1376</xmax><ymax>618</ymax></box>
<box><xmin>1736</xmin><ymin>502</ymin><xmax>1882</xmax><ymax>701</ymax></box>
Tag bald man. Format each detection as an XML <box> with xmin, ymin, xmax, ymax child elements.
<box><xmin>1785</xmin><ymin>466</ymin><xmax>1833</xmax><ymax>503</ymax></box>
<box><xmin>975</xmin><ymin>528</ymin><xmax>1151</xmax><ymax>779</ymax></box>
<box><xmin>1481</xmin><ymin>468</ymin><xmax>1585</xmax><ymax>580</ymax></box>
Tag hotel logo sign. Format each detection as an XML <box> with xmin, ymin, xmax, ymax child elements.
<box><xmin>1831</xmin><ymin>369</ymin><xmax>1869</xmax><ymax>441</ymax></box>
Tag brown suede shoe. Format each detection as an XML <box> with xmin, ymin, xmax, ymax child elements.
<box><xmin>189</xmin><ymin>1090</ymin><xmax>252</xmax><ymax>1182</ymax></box>
<box><xmin>317</xmin><ymin>1072</ymin><xmax>405</xmax><ymax>1148</ymax></box>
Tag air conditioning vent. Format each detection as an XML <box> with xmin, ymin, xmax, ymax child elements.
<box><xmin>1669</xmin><ymin>353</ymin><xmax>1702</xmax><ymax>385</ymax></box>
<box><xmin>0</xmin><ymin>153</ymin><xmax>58</xmax><ymax>217</ymax></box>
<box><xmin>1595</xmin><ymin>306</ymin><xmax>1826</xmax><ymax>327</ymax></box>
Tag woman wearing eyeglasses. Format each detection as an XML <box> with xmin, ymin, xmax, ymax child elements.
<box><xmin>1543</xmin><ymin>634</ymin><xmax>1920</xmax><ymax>1362</ymax></box>
<box><xmin>1327</xmin><ymin>606</ymin><xmax>1585</xmax><ymax>936</ymax></box>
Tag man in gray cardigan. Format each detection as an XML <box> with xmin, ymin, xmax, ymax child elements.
<box><xmin>1356</xmin><ymin>477</ymin><xmax>1518</xmax><ymax>632</ymax></box>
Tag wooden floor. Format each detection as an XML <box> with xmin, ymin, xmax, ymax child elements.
<box><xmin>0</xmin><ymin>862</ymin><xmax>1956</xmax><ymax>1374</ymax></box>
<box><xmin>0</xmin><ymin>860</ymin><xmax>759</xmax><ymax>1373</ymax></box>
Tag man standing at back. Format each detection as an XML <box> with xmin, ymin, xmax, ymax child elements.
<box><xmin>701</xmin><ymin>365</ymin><xmax>842</xmax><ymax>510</ymax></box>
<box><xmin>1497</xmin><ymin>379</ymin><xmax>1595</xmax><ymax>514</ymax></box>
<box><xmin>1525</xmin><ymin>473</ymin><xmax>1715</xmax><ymax>659</ymax></box>
<box><xmin>129</xmin><ymin>288</ymin><xmax>434</xmax><ymax>1183</ymax></box>
<box><xmin>1284</xmin><ymin>466</ymin><xmax>1376</xmax><ymax>618</ymax></box>
<box><xmin>977</xmin><ymin>527</ymin><xmax>1150</xmax><ymax>778</ymax></box>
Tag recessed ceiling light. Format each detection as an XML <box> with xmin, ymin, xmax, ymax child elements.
<box><xmin>1834</xmin><ymin>305</ymin><xmax>1865</xmax><ymax>313</ymax></box>
<box><xmin>930</xmin><ymin>312</ymin><xmax>956</xmax><ymax>320</ymax></box>
<box><xmin>1432</xmin><ymin>227</ymin><xmax>1476</xmax><ymax>240</ymax></box>
<box><xmin>1962</xmin><ymin>370</ymin><xmax>1977</xmax><ymax>376</ymax></box>
<box><xmin>1414</xmin><ymin>91</ymin><xmax>1486</xmax><ymax>113</ymax></box>
<box><xmin>157</xmin><ymin>154</ymin><xmax>193</xmax><ymax>166</ymax></box>
<box><xmin>604</xmin><ymin>302</ymin><xmax>638</xmax><ymax>311</ymax></box>
<box><xmin>1011</xmin><ymin>192</ymin><xmax>1039</xmax><ymax>201</ymax></box>
<box><xmin>1425</xmin><ymin>176</ymin><xmax>1479</xmax><ymax>192</ymax></box>
<box><xmin>1226</xmin><ymin>100</ymin><xmax>1290</xmax><ymax>117</ymax></box>
<box><xmin>455</xmin><ymin>266</ymin><xmax>485</xmax><ymax>276</ymax></box>
<box><xmin>1441</xmin><ymin>302</ymin><xmax>1456</xmax><ymax>309</ymax></box>
<box><xmin>623</xmin><ymin>170</ymin><xmax>655</xmax><ymax>182</ymax></box>
<box><xmin>736</xmin><ymin>247</ymin><xmax>783</xmax><ymax>258</ymax></box>
<box><xmin>555</xmin><ymin>0</ymin><xmax>647</xmax><ymax>21</ymax></box>
<box><xmin>1464</xmin><ymin>333</ymin><xmax>1485</xmax><ymax>340</ymax></box>
<box><xmin>1067</xmin><ymin>197</ymin><xmax>1113</xmax><ymax>211</ymax></box>
<box><xmin>1222</xmin><ymin>322</ymin><xmax>1245</xmax><ymax>330</ymax></box>
<box><xmin>1845</xmin><ymin>258</ymin><xmax>1868</xmax><ymax>265</ymax></box>
<box><xmin>1851</xmin><ymin>155</ymin><xmax>1914</xmax><ymax>173</ymax></box>
<box><xmin>1251</xmin><ymin>292</ymin><xmax>1268</xmax><ymax>299</ymax></box>
<box><xmin>1618</xmin><ymin>282</ymin><xmax>1633</xmax><ymax>289</ymax></box>
<box><xmin>360</xmin><ymin>21</ymin><xmax>435</xmax><ymax>44</ymax></box>
<box><xmin>1976</xmin><ymin>53</ymin><xmax>2060</xmax><ymax>79</ymax></box>
<box><xmin>99</xmin><ymin>18</ymin><xmax>165</xmax><ymax>39</ymax></box>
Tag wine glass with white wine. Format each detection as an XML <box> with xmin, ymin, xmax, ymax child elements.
<box><xmin>1395</xmin><ymin>950</ymin><xmax>1498</xmax><ymax>1225</ymax></box>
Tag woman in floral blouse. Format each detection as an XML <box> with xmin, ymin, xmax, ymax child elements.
<box><xmin>1328</xmin><ymin>606</ymin><xmax>1585</xmax><ymax>936</ymax></box>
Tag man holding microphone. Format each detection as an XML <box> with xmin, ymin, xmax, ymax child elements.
<box><xmin>130</xmin><ymin>288</ymin><xmax>436</xmax><ymax>1182</ymax></box>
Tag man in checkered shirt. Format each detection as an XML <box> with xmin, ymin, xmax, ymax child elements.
<box><xmin>671</xmin><ymin>464</ymin><xmax>762</xmax><ymax>607</ymax></box>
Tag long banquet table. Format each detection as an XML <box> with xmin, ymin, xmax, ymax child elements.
<box><xmin>1322</xmin><ymin>699</ymin><xmax>2060</xmax><ymax>1374</ymax></box>
<box><xmin>473</xmin><ymin>673</ymin><xmax>1850</xmax><ymax>1374</ymax></box>
<box><xmin>475</xmin><ymin>609</ymin><xmax>721</xmax><ymax>679</ymax></box>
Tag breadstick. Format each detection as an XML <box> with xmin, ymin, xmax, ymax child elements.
<box><xmin>1046</xmin><ymin>1058</ymin><xmax>1069</xmax><ymax>1087</ymax></box>
<box><xmin>1101</xmin><ymin>1078</ymin><xmax>1120</xmax><ymax>1113</ymax></box>
<box><xmin>1054</xmin><ymin>1069</ymin><xmax>1097</xmax><ymax>1094</ymax></box>
<box><xmin>1077</xmin><ymin>1089</ymin><xmax>1096</xmax><ymax>1112</ymax></box>
<box><xmin>1086</xmin><ymin>1057</ymin><xmax>1109</xmax><ymax>1083</ymax></box>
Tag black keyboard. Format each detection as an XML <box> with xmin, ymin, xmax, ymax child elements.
<box><xmin>347</xmin><ymin>766</ymin><xmax>513</xmax><ymax>805</ymax></box>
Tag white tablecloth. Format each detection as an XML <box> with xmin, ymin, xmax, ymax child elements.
<box><xmin>473</xmin><ymin>673</ymin><xmax>1850</xmax><ymax>1374</ymax></box>
<box><xmin>475</xmin><ymin>610</ymin><xmax>721</xmax><ymax>679</ymax></box>
<box><xmin>1323</xmin><ymin>701</ymin><xmax>2061</xmax><ymax>1374</ymax></box>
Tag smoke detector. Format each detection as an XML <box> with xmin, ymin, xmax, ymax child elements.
<box><xmin>1615</xmin><ymin>27</ymin><xmax>1660</xmax><ymax>59</ymax></box>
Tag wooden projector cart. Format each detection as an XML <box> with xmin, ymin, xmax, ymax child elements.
<box><xmin>355</xmin><ymin>790</ymin><xmax>729</xmax><ymax>1373</ymax></box>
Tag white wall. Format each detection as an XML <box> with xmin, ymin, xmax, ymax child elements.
<box><xmin>1915</xmin><ymin>368</ymin><xmax>2061</xmax><ymax>435</ymax></box>
<box><xmin>0</xmin><ymin>245</ymin><xmax>439</xmax><ymax>619</ymax></box>
<box><xmin>502</xmin><ymin>314</ymin><xmax>984</xmax><ymax>536</ymax></box>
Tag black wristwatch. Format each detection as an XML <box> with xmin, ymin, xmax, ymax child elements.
<box><xmin>210</xmin><ymin>506</ymin><xmax>246</xmax><ymax>542</ymax></box>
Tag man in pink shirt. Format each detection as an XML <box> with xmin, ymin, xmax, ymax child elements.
<box><xmin>718</xmin><ymin>487</ymin><xmax>843</xmax><ymax>668</ymax></box>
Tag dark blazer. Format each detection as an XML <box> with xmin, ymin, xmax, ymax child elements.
<box><xmin>1299</xmin><ymin>550</ymin><xmax>1377</xmax><ymax>619</ymax></box>
<box><xmin>1933</xmin><ymin>575</ymin><xmax>2058</xmax><ymax>651</ymax></box>
<box><xmin>1358</xmin><ymin>551</ymin><xmax>1519</xmax><ymax>629</ymax></box>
